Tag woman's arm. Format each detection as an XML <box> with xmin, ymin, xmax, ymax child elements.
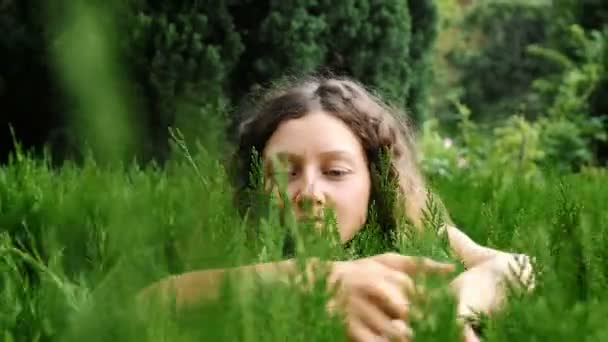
<box><xmin>443</xmin><ymin>225</ymin><xmax>508</xmax><ymax>268</ymax></box>
<box><xmin>137</xmin><ymin>259</ymin><xmax>308</xmax><ymax>310</ymax></box>
<box><xmin>445</xmin><ymin>224</ymin><xmax>534</xmax><ymax>288</ymax></box>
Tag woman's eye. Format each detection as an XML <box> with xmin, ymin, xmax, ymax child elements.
<box><xmin>265</xmin><ymin>169</ymin><xmax>298</xmax><ymax>187</ymax></box>
<box><xmin>325</xmin><ymin>169</ymin><xmax>349</xmax><ymax>178</ymax></box>
<box><xmin>277</xmin><ymin>166</ymin><xmax>299</xmax><ymax>179</ymax></box>
<box><xmin>273</xmin><ymin>163</ymin><xmax>298</xmax><ymax>176</ymax></box>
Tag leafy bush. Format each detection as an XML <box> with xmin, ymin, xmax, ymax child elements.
<box><xmin>419</xmin><ymin>99</ymin><xmax>605</xmax><ymax>182</ymax></box>
<box><xmin>444</xmin><ymin>1</ymin><xmax>555</xmax><ymax>121</ymax></box>
<box><xmin>429</xmin><ymin>1</ymin><xmax>607</xmax><ymax>174</ymax></box>
<box><xmin>529</xmin><ymin>25</ymin><xmax>608</xmax><ymax>168</ymax></box>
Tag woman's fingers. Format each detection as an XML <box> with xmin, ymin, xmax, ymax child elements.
<box><xmin>347</xmin><ymin>317</ymin><xmax>379</xmax><ymax>342</ymax></box>
<box><xmin>384</xmin><ymin>268</ymin><xmax>416</xmax><ymax>295</ymax></box>
<box><xmin>365</xmin><ymin>274</ymin><xmax>411</xmax><ymax>320</ymax></box>
<box><xmin>351</xmin><ymin>297</ymin><xmax>393</xmax><ymax>335</ymax></box>
<box><xmin>328</xmin><ymin>255</ymin><xmax>455</xmax><ymax>342</ymax></box>
<box><xmin>350</xmin><ymin>297</ymin><xmax>412</xmax><ymax>342</ymax></box>
<box><xmin>373</xmin><ymin>253</ymin><xmax>455</xmax><ymax>275</ymax></box>
<box><xmin>390</xmin><ymin>319</ymin><xmax>413</xmax><ymax>341</ymax></box>
<box><xmin>326</xmin><ymin>265</ymin><xmax>412</xmax><ymax>320</ymax></box>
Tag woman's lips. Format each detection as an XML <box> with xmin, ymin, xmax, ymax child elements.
<box><xmin>297</xmin><ymin>214</ymin><xmax>323</xmax><ymax>226</ymax></box>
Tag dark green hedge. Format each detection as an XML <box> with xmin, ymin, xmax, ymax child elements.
<box><xmin>0</xmin><ymin>0</ymin><xmax>439</xmax><ymax>163</ymax></box>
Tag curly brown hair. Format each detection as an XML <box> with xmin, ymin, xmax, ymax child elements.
<box><xmin>231</xmin><ymin>75</ymin><xmax>429</xmax><ymax>241</ymax></box>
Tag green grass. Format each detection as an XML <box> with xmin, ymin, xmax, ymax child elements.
<box><xmin>1</xmin><ymin>143</ymin><xmax>607</xmax><ymax>341</ymax></box>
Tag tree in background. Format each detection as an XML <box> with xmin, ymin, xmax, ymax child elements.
<box><xmin>444</xmin><ymin>1</ymin><xmax>555</xmax><ymax>122</ymax></box>
<box><xmin>436</xmin><ymin>0</ymin><xmax>607</xmax><ymax>170</ymax></box>
<box><xmin>0</xmin><ymin>0</ymin><xmax>439</xmax><ymax>163</ymax></box>
<box><xmin>0</xmin><ymin>1</ymin><xmax>66</xmax><ymax>161</ymax></box>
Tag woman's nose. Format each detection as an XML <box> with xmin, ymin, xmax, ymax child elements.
<box><xmin>293</xmin><ymin>181</ymin><xmax>324</xmax><ymax>213</ymax></box>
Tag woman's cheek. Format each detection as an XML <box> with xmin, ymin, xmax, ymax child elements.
<box><xmin>267</xmin><ymin>184</ymin><xmax>290</xmax><ymax>209</ymax></box>
<box><xmin>333</xmin><ymin>189</ymin><xmax>368</xmax><ymax>241</ymax></box>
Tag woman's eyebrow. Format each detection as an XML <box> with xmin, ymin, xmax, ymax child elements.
<box><xmin>320</xmin><ymin>150</ymin><xmax>356</xmax><ymax>163</ymax></box>
<box><xmin>265</xmin><ymin>150</ymin><xmax>356</xmax><ymax>163</ymax></box>
<box><xmin>266</xmin><ymin>151</ymin><xmax>302</xmax><ymax>163</ymax></box>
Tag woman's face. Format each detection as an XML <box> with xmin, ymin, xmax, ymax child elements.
<box><xmin>263</xmin><ymin>111</ymin><xmax>371</xmax><ymax>243</ymax></box>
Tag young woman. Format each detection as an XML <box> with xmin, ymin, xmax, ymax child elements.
<box><xmin>141</xmin><ymin>76</ymin><xmax>534</xmax><ymax>342</ymax></box>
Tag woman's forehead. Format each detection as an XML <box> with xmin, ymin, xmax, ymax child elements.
<box><xmin>262</xmin><ymin>111</ymin><xmax>366</xmax><ymax>160</ymax></box>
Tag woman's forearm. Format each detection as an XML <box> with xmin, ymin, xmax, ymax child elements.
<box><xmin>137</xmin><ymin>258</ymin><xmax>322</xmax><ymax>310</ymax></box>
<box><xmin>444</xmin><ymin>225</ymin><xmax>504</xmax><ymax>268</ymax></box>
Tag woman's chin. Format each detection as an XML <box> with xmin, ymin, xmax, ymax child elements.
<box><xmin>295</xmin><ymin>216</ymin><xmax>345</xmax><ymax>243</ymax></box>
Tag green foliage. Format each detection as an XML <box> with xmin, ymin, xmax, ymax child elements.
<box><xmin>125</xmin><ymin>0</ymin><xmax>242</xmax><ymax>157</ymax></box>
<box><xmin>428</xmin><ymin>2</ymin><xmax>608</xmax><ymax>178</ymax></box>
<box><xmin>435</xmin><ymin>1</ymin><xmax>607</xmax><ymax>168</ymax></box>
<box><xmin>529</xmin><ymin>25</ymin><xmax>608</xmax><ymax>169</ymax></box>
<box><xmin>553</xmin><ymin>0</ymin><xmax>608</xmax><ymax>32</ymax></box>
<box><xmin>2</xmin><ymin>143</ymin><xmax>608</xmax><ymax>341</ymax></box>
<box><xmin>445</xmin><ymin>1</ymin><xmax>554</xmax><ymax>121</ymax></box>
<box><xmin>227</xmin><ymin>0</ymin><xmax>437</xmax><ymax>122</ymax></box>
<box><xmin>419</xmin><ymin>100</ymin><xmax>604</xmax><ymax>182</ymax></box>
<box><xmin>406</xmin><ymin>0</ymin><xmax>439</xmax><ymax>122</ymax></box>
<box><xmin>0</xmin><ymin>0</ymin><xmax>439</xmax><ymax>163</ymax></box>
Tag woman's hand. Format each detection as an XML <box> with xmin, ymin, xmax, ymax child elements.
<box><xmin>450</xmin><ymin>253</ymin><xmax>535</xmax><ymax>341</ymax></box>
<box><xmin>325</xmin><ymin>253</ymin><xmax>455</xmax><ymax>342</ymax></box>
